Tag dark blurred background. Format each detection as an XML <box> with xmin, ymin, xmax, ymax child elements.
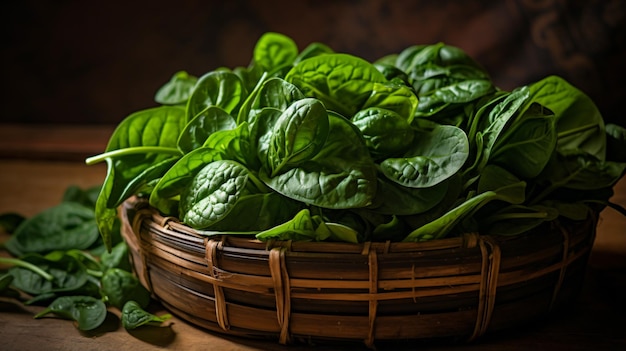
<box><xmin>2</xmin><ymin>0</ymin><xmax>624</xmax><ymax>125</ymax></box>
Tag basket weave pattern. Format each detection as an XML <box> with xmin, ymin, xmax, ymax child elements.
<box><xmin>120</xmin><ymin>197</ymin><xmax>597</xmax><ymax>347</ymax></box>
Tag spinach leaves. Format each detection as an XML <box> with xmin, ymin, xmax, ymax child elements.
<box><xmin>34</xmin><ymin>296</ymin><xmax>107</xmax><ymax>331</ymax></box>
<box><xmin>85</xmin><ymin>32</ymin><xmax>626</xmax><ymax>247</ymax></box>
<box><xmin>122</xmin><ymin>300</ymin><xmax>172</xmax><ymax>330</ymax></box>
<box><xmin>0</xmin><ymin>185</ymin><xmax>170</xmax><ymax>332</ymax></box>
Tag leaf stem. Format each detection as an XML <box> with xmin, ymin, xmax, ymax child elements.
<box><xmin>557</xmin><ymin>122</ymin><xmax>600</xmax><ymax>140</ymax></box>
<box><xmin>0</xmin><ymin>257</ymin><xmax>54</xmax><ymax>281</ymax></box>
<box><xmin>85</xmin><ymin>147</ymin><xmax>182</xmax><ymax>165</ymax></box>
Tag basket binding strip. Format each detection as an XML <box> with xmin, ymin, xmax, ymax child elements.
<box><xmin>121</xmin><ymin>197</ymin><xmax>597</xmax><ymax>347</ymax></box>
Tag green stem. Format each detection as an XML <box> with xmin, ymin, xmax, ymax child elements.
<box><xmin>0</xmin><ymin>257</ymin><xmax>54</xmax><ymax>281</ymax></box>
<box><xmin>248</xmin><ymin>172</ymin><xmax>271</xmax><ymax>193</ymax></box>
<box><xmin>86</xmin><ymin>269</ymin><xmax>103</xmax><ymax>278</ymax></box>
<box><xmin>85</xmin><ymin>147</ymin><xmax>182</xmax><ymax>165</ymax></box>
<box><xmin>557</xmin><ymin>123</ymin><xmax>599</xmax><ymax>140</ymax></box>
<box><xmin>236</xmin><ymin>71</ymin><xmax>269</xmax><ymax>125</ymax></box>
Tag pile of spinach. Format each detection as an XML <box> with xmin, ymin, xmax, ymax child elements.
<box><xmin>0</xmin><ymin>185</ymin><xmax>171</xmax><ymax>331</ymax></box>
<box><xmin>84</xmin><ymin>32</ymin><xmax>626</xmax><ymax>250</ymax></box>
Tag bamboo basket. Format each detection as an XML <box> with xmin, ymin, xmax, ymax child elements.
<box><xmin>120</xmin><ymin>196</ymin><xmax>599</xmax><ymax>348</ymax></box>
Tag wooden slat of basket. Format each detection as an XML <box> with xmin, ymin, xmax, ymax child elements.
<box><xmin>145</xmin><ymin>241</ymin><xmax>580</xmax><ymax>299</ymax></box>
<box><xmin>149</xmin><ymin>254</ymin><xmax>581</xmax><ymax>342</ymax></box>
<box><xmin>145</xmin><ymin>217</ymin><xmax>589</xmax><ymax>288</ymax></box>
<box><xmin>136</xmin><ymin>215</ymin><xmax>589</xmax><ymax>304</ymax></box>
<box><xmin>120</xmin><ymin>197</ymin><xmax>598</xmax><ymax>346</ymax></box>
<box><xmin>148</xmin><ymin>251</ymin><xmax>276</xmax><ymax>295</ymax></box>
<box><xmin>149</xmin><ymin>272</ymin><xmax>283</xmax><ymax>334</ymax></box>
<box><xmin>154</xmin><ymin>268</ymin><xmax>482</xmax><ymax>342</ymax></box>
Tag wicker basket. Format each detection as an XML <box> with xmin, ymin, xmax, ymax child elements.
<box><xmin>120</xmin><ymin>196</ymin><xmax>598</xmax><ymax>348</ymax></box>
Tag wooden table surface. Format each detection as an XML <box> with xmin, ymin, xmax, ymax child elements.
<box><xmin>0</xmin><ymin>124</ymin><xmax>625</xmax><ymax>351</ymax></box>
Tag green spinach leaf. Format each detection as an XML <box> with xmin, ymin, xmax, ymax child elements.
<box><xmin>122</xmin><ymin>300</ymin><xmax>172</xmax><ymax>330</ymax></box>
<box><xmin>177</xmin><ymin>106</ymin><xmax>237</xmax><ymax>153</ymax></box>
<box><xmin>154</xmin><ymin>71</ymin><xmax>198</xmax><ymax>105</ymax></box>
<box><xmin>404</xmin><ymin>165</ymin><xmax>525</xmax><ymax>241</ymax></box>
<box><xmin>4</xmin><ymin>202</ymin><xmax>99</xmax><ymax>256</ymax></box>
<box><xmin>380</xmin><ymin>124</ymin><xmax>469</xmax><ymax>188</ymax></box>
<box><xmin>34</xmin><ymin>295</ymin><xmax>107</xmax><ymax>331</ymax></box>
<box><xmin>266</xmin><ymin>98</ymin><xmax>330</xmax><ymax>176</ymax></box>
<box><xmin>285</xmin><ymin>53</ymin><xmax>387</xmax><ymax>117</ymax></box>
<box><xmin>260</xmin><ymin>112</ymin><xmax>377</xmax><ymax>209</ymax></box>
<box><xmin>101</xmin><ymin>268</ymin><xmax>151</xmax><ymax>310</ymax></box>
<box><xmin>351</xmin><ymin>107</ymin><xmax>415</xmax><ymax>159</ymax></box>
<box><xmin>179</xmin><ymin>160</ymin><xmax>260</xmax><ymax>229</ymax></box>
<box><xmin>8</xmin><ymin>252</ymin><xmax>89</xmax><ymax>295</ymax></box>
<box><xmin>256</xmin><ymin>209</ymin><xmax>328</xmax><ymax>242</ymax></box>
<box><xmin>186</xmin><ymin>71</ymin><xmax>246</xmax><ymax>122</ymax></box>
<box><xmin>253</xmin><ymin>32</ymin><xmax>299</xmax><ymax>74</ymax></box>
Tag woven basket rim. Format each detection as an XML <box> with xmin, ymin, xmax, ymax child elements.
<box><xmin>120</xmin><ymin>196</ymin><xmax>599</xmax><ymax>347</ymax></box>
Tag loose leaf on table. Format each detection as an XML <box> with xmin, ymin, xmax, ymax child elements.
<box><xmin>100</xmin><ymin>241</ymin><xmax>131</xmax><ymax>272</ymax></box>
<box><xmin>0</xmin><ymin>273</ymin><xmax>20</xmax><ymax>298</ymax></box>
<box><xmin>100</xmin><ymin>268</ymin><xmax>151</xmax><ymax>310</ymax></box>
<box><xmin>122</xmin><ymin>300</ymin><xmax>172</xmax><ymax>330</ymax></box>
<box><xmin>34</xmin><ymin>295</ymin><xmax>107</xmax><ymax>331</ymax></box>
<box><xmin>4</xmin><ymin>202</ymin><xmax>99</xmax><ymax>256</ymax></box>
<box><xmin>8</xmin><ymin>252</ymin><xmax>89</xmax><ymax>295</ymax></box>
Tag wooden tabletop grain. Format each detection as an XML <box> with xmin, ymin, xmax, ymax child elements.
<box><xmin>0</xmin><ymin>124</ymin><xmax>624</xmax><ymax>351</ymax></box>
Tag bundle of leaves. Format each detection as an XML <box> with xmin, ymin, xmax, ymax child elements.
<box><xmin>0</xmin><ymin>186</ymin><xmax>171</xmax><ymax>331</ymax></box>
<box><xmin>84</xmin><ymin>32</ymin><xmax>626</xmax><ymax>251</ymax></box>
